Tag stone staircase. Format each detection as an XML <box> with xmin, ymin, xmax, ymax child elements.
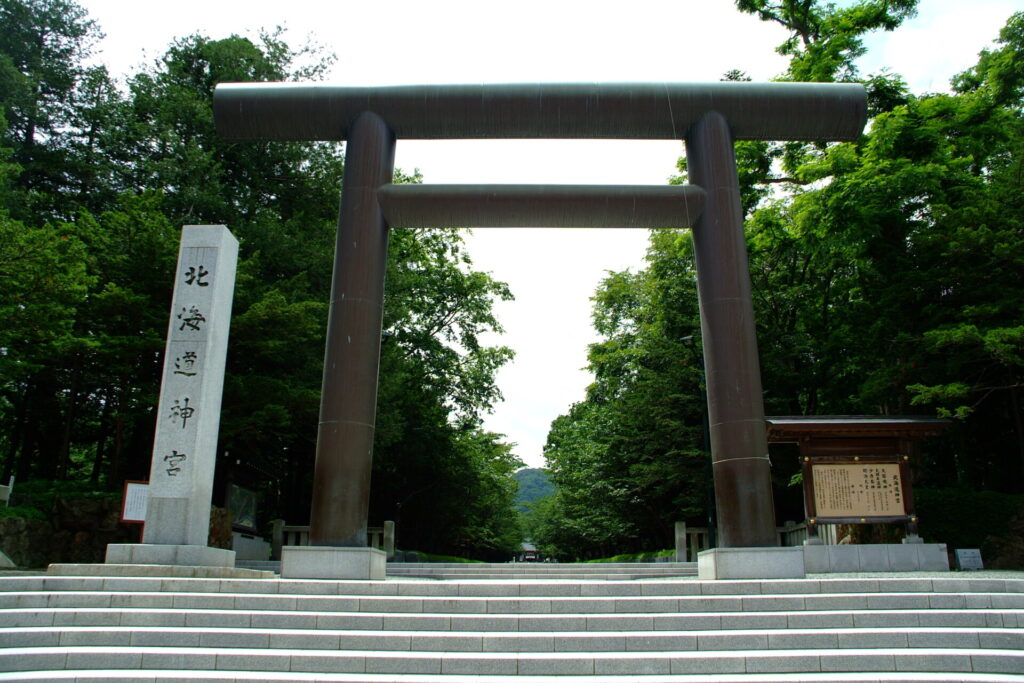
<box><xmin>0</xmin><ymin>567</ymin><xmax>1022</xmax><ymax>681</ymax></box>
<box><xmin>235</xmin><ymin>561</ymin><xmax>699</xmax><ymax>581</ymax></box>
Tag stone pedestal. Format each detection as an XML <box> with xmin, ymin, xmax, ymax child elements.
<box><xmin>803</xmin><ymin>543</ymin><xmax>949</xmax><ymax>573</ymax></box>
<box><xmin>698</xmin><ymin>547</ymin><xmax>806</xmax><ymax>580</ymax></box>
<box><xmin>281</xmin><ymin>546</ymin><xmax>385</xmax><ymax>580</ymax></box>
<box><xmin>105</xmin><ymin>543</ymin><xmax>234</xmax><ymax>568</ymax></box>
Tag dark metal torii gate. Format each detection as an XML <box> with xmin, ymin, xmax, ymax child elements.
<box><xmin>214</xmin><ymin>82</ymin><xmax>866</xmax><ymax>551</ymax></box>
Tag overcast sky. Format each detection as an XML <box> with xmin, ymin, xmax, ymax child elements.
<box><xmin>79</xmin><ymin>0</ymin><xmax>1020</xmax><ymax>468</ymax></box>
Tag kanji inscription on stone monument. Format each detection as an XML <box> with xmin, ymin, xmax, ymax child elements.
<box><xmin>143</xmin><ymin>225</ymin><xmax>238</xmax><ymax>547</ymax></box>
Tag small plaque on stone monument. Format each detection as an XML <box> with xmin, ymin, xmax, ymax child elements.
<box><xmin>955</xmin><ymin>548</ymin><xmax>983</xmax><ymax>571</ymax></box>
<box><xmin>121</xmin><ymin>481</ymin><xmax>148</xmax><ymax>523</ymax></box>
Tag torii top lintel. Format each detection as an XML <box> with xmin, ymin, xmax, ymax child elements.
<box><xmin>213</xmin><ymin>82</ymin><xmax>866</xmax><ymax>142</ymax></box>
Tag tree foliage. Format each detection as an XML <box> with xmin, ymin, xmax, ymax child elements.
<box><xmin>0</xmin><ymin>0</ymin><xmax>521</xmax><ymax>558</ymax></box>
<box><xmin>536</xmin><ymin>2</ymin><xmax>1024</xmax><ymax>557</ymax></box>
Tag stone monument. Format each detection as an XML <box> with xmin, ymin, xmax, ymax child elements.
<box><xmin>106</xmin><ymin>224</ymin><xmax>238</xmax><ymax>567</ymax></box>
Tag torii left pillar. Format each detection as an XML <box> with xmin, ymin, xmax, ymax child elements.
<box><xmin>281</xmin><ymin>112</ymin><xmax>395</xmax><ymax>579</ymax></box>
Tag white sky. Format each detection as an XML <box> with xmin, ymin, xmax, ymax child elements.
<box><xmin>80</xmin><ymin>0</ymin><xmax>1019</xmax><ymax>468</ymax></box>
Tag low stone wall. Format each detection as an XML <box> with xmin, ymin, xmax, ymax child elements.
<box><xmin>0</xmin><ymin>496</ymin><xmax>138</xmax><ymax>568</ymax></box>
<box><xmin>0</xmin><ymin>498</ymin><xmax>234</xmax><ymax>569</ymax></box>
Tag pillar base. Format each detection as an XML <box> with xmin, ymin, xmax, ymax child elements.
<box><xmin>803</xmin><ymin>543</ymin><xmax>949</xmax><ymax>573</ymax></box>
<box><xmin>698</xmin><ymin>547</ymin><xmax>805</xmax><ymax>580</ymax></box>
<box><xmin>281</xmin><ymin>546</ymin><xmax>385</xmax><ymax>580</ymax></box>
<box><xmin>105</xmin><ymin>543</ymin><xmax>235</xmax><ymax>568</ymax></box>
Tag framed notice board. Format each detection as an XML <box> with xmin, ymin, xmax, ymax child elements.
<box><xmin>765</xmin><ymin>417</ymin><xmax>949</xmax><ymax>542</ymax></box>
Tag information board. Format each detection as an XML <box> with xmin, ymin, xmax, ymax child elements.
<box><xmin>812</xmin><ymin>463</ymin><xmax>905</xmax><ymax>518</ymax></box>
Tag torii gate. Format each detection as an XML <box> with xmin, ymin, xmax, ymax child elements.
<box><xmin>214</xmin><ymin>82</ymin><xmax>866</xmax><ymax>579</ymax></box>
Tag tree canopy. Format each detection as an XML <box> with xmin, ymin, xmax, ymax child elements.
<box><xmin>532</xmin><ymin>1</ymin><xmax>1024</xmax><ymax>559</ymax></box>
<box><xmin>0</xmin><ymin>0</ymin><xmax>522</xmax><ymax>558</ymax></box>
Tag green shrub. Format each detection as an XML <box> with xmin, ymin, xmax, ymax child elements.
<box><xmin>0</xmin><ymin>505</ymin><xmax>47</xmax><ymax>521</ymax></box>
<box><xmin>914</xmin><ymin>488</ymin><xmax>1024</xmax><ymax>566</ymax></box>
<box><xmin>585</xmin><ymin>549</ymin><xmax>675</xmax><ymax>563</ymax></box>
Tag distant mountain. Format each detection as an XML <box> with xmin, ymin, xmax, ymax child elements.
<box><xmin>514</xmin><ymin>468</ymin><xmax>555</xmax><ymax>513</ymax></box>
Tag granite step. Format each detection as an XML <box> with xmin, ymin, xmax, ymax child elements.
<box><xmin>3</xmin><ymin>607</ymin><xmax>1021</xmax><ymax>630</ymax></box>
<box><xmin>1</xmin><ymin>646</ymin><xmax>1022</xmax><ymax>677</ymax></box>
<box><xmin>1</xmin><ymin>573</ymin><xmax>1021</xmax><ymax>679</ymax></box>
<box><xmin>4</xmin><ymin>672</ymin><xmax>1024</xmax><ymax>682</ymax></box>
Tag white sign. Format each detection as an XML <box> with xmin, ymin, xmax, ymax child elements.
<box><xmin>955</xmin><ymin>548</ymin><xmax>984</xmax><ymax>571</ymax></box>
<box><xmin>122</xmin><ymin>482</ymin><xmax>149</xmax><ymax>523</ymax></box>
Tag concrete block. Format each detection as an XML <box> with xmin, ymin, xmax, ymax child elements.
<box><xmin>0</xmin><ymin>650</ymin><xmax>68</xmax><ymax>673</ymax></box>
<box><xmin>71</xmin><ymin>609</ymin><xmax>121</xmax><ymax>627</ymax></box>
<box><xmin>698</xmin><ymin>547</ymin><xmax>805</xmax><ymax>580</ymax></box>
<box><xmin>199</xmin><ymin>630</ymin><xmax>270</xmax><ymax>648</ymax></box>
<box><xmin>820</xmin><ymin>652</ymin><xmax>894</xmax><ymax>672</ymax></box>
<box><xmin>980</xmin><ymin>630</ymin><xmax>1024</xmax><ymax>649</ymax></box>
<box><xmin>338</xmin><ymin>633</ymin><xmax>409</xmax><ymax>651</ymax></box>
<box><xmin>623</xmin><ymin>634</ymin><xmax>695</xmax><ymax>651</ymax></box>
<box><xmin>722</xmin><ymin>613</ymin><xmax>788</xmax><ymax>629</ymax></box>
<box><xmin>459</xmin><ymin>583</ymin><xmax>518</xmax><ymax>597</ymax></box>
<box><xmin>269</xmin><ymin>632</ymin><xmax>340</xmax><ymax>650</ymax></box>
<box><xmin>288</xmin><ymin>653</ymin><xmax>365</xmax><ymax>673</ymax></box>
<box><xmin>486</xmin><ymin>598</ymin><xmax>548</xmax><ymax>614</ymax></box>
<box><xmin>866</xmin><ymin>593</ymin><xmax>929</xmax><ymax>609</ymax></box>
<box><xmin>441</xmin><ymin>654</ymin><xmax>517</xmax><ymax>675</ymax></box>
<box><xmin>483</xmin><ymin>634</ymin><xmax>552</xmax><ymax>652</ymax></box>
<box><xmin>805</xmin><ymin>594</ymin><xmax>868</xmax><ymax>610</ymax></box>
<box><xmin>697</xmin><ymin>632</ymin><xmax>769</xmax><ymax>650</ymax></box>
<box><xmin>316</xmin><ymin>613</ymin><xmax>382</xmax><ymax>630</ymax></box>
<box><xmin>768</xmin><ymin>630</ymin><xmax>838</xmax><ymax>649</ymax></box>
<box><xmin>746</xmin><ymin>653</ymin><xmax>822</xmax><ymax>673</ymax></box>
<box><xmin>65</xmin><ymin>650</ymin><xmax>142</xmax><ymax>669</ymax></box>
<box><xmin>670</xmin><ymin>652</ymin><xmax>746</xmax><ymax>674</ymax></box>
<box><xmin>857</xmin><ymin>545</ymin><xmax>890</xmax><ymax>571</ymax></box>
<box><xmin>838</xmin><ymin>630</ymin><xmax>908</xmax><ymax>648</ymax></box>
<box><xmin>130</xmin><ymin>629</ymin><xmax>200</xmax><ymax>647</ymax></box>
<box><xmin>141</xmin><ymin>651</ymin><xmax>215</xmax><ymax>670</ymax></box>
<box><xmin>104</xmin><ymin>544</ymin><xmax>235</xmax><ymax>568</ymax></box>
<box><xmin>280</xmin><ymin>546</ymin><xmax>385</xmax><ymax>580</ymax></box>
<box><xmin>907</xmin><ymin>630</ymin><xmax>980</xmax><ymax>648</ymax></box>
<box><xmin>423</xmin><ymin>597</ymin><xmax>484</xmax><ymax>613</ymax></box>
<box><xmin>549</xmin><ymin>598</ymin><xmax>606</xmax><ymax>613</ymax></box>
<box><xmin>59</xmin><ymin>629</ymin><xmax>131</xmax><ymax>646</ymax></box>
<box><xmin>365</xmin><ymin>653</ymin><xmax>441</xmax><ymax>674</ymax></box>
<box><xmin>413</xmin><ymin>634</ymin><xmax>481</xmax><ymax>651</ymax></box>
<box><xmin>215</xmin><ymin>651</ymin><xmax>290</xmax><ymax>671</ymax></box>
<box><xmin>894</xmin><ymin>652</ymin><xmax>972</xmax><ymax>672</ymax></box>
<box><xmin>518</xmin><ymin>655</ymin><xmax>594</xmax><ymax>675</ymax></box>
<box><xmin>557</xmin><ymin>634</ymin><xmax>625</xmax><ymax>652</ymax></box>
<box><xmin>296</xmin><ymin>595</ymin><xmax>360</xmax><ymax>612</ymax></box>
<box><xmin>184</xmin><ymin>611</ymin><xmax>250</xmax><ymax>628</ymax></box>
<box><xmin>680</xmin><ymin>595</ymin><xmax>744</xmax><ymax>612</ymax></box>
<box><xmin>3</xmin><ymin>610</ymin><xmax>54</xmax><ymax>627</ymax></box>
<box><xmin>789</xmin><ymin>612</ymin><xmax>853</xmax><ymax>628</ymax></box>
<box><xmin>0</xmin><ymin>631</ymin><xmax>59</xmax><ymax>648</ymax></box>
<box><xmin>518</xmin><ymin>616</ymin><xmax>584</xmax><ymax>632</ymax></box>
<box><xmin>828</xmin><ymin>547</ymin><xmax>862</xmax><ymax>572</ymax></box>
<box><xmin>582</xmin><ymin>583</ymin><xmax>639</xmax><ymax>597</ymax></box>
<box><xmin>595</xmin><ymin>654</ymin><xmax>671</xmax><ymax>675</ymax></box>
<box><xmin>382</xmin><ymin>615</ymin><xmax>450</xmax><ymax>631</ymax></box>
<box><xmin>803</xmin><ymin>545</ymin><xmax>830</xmax><ymax>573</ymax></box>
<box><xmin>589</xmin><ymin>615</ymin><xmax>655</xmax><ymax>631</ymax></box>
<box><xmin>452</xmin><ymin>616</ymin><xmax>517</xmax><ymax>631</ymax></box>
<box><xmin>699</xmin><ymin>580</ymin><xmax>763</xmax><ymax>595</ymax></box>
<box><xmin>852</xmin><ymin>612</ymin><xmax>919</xmax><ymax>627</ymax></box>
<box><xmin>971</xmin><ymin>652</ymin><xmax>1024</xmax><ymax>674</ymax></box>
<box><xmin>615</xmin><ymin>597</ymin><xmax>678</xmax><ymax>612</ymax></box>
<box><xmin>119</xmin><ymin>610</ymin><xmax>185</xmax><ymax>627</ymax></box>
<box><xmin>277</xmin><ymin>579</ymin><xmax>342</xmax><ymax>595</ymax></box>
